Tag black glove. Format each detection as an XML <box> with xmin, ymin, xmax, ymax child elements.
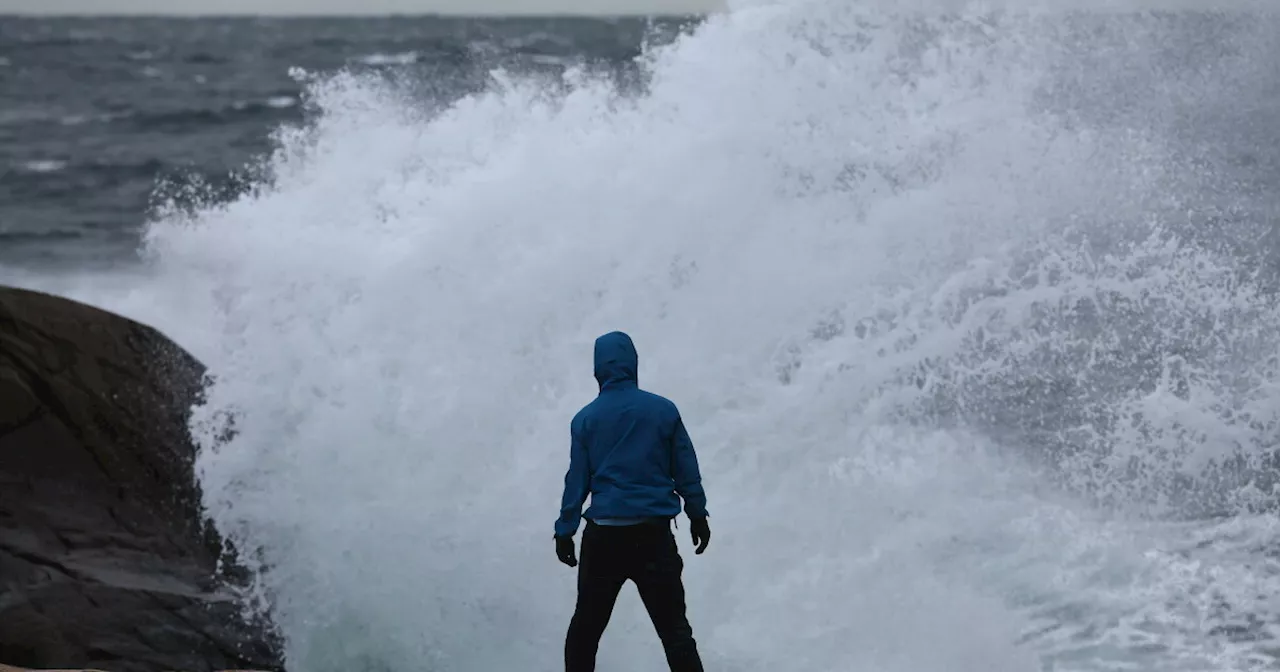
<box><xmin>555</xmin><ymin>535</ymin><xmax>578</xmax><ymax>568</ymax></box>
<box><xmin>689</xmin><ymin>517</ymin><xmax>711</xmax><ymax>555</ymax></box>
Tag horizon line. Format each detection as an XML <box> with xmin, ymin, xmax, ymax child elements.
<box><xmin>2</xmin><ymin>2</ymin><xmax>1275</xmax><ymax>18</ymax></box>
<box><xmin>0</xmin><ymin>9</ymin><xmax>719</xmax><ymax>18</ymax></box>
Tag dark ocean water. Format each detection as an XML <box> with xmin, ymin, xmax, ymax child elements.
<box><xmin>0</xmin><ymin>16</ymin><xmax>697</xmax><ymax>270</ymax></box>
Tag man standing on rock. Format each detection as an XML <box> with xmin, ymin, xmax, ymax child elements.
<box><xmin>554</xmin><ymin>330</ymin><xmax>711</xmax><ymax>672</ymax></box>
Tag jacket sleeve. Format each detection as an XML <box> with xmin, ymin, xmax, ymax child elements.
<box><xmin>671</xmin><ymin>412</ymin><xmax>709</xmax><ymax>519</ymax></box>
<box><xmin>555</xmin><ymin>418</ymin><xmax>590</xmax><ymax>537</ymax></box>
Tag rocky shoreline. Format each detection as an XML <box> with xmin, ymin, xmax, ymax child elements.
<box><xmin>0</xmin><ymin>286</ymin><xmax>282</xmax><ymax>672</ymax></box>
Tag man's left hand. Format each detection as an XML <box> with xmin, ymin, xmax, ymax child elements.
<box><xmin>555</xmin><ymin>535</ymin><xmax>578</xmax><ymax>568</ymax></box>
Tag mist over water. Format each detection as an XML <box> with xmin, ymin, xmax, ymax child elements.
<box><xmin>13</xmin><ymin>1</ymin><xmax>1280</xmax><ymax>670</ymax></box>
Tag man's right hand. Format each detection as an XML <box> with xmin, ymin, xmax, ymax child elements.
<box><xmin>690</xmin><ymin>517</ymin><xmax>711</xmax><ymax>555</ymax></box>
<box><xmin>555</xmin><ymin>535</ymin><xmax>578</xmax><ymax>568</ymax></box>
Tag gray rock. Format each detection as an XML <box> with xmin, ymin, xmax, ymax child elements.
<box><xmin>0</xmin><ymin>286</ymin><xmax>282</xmax><ymax>672</ymax></box>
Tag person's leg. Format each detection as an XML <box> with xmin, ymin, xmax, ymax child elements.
<box><xmin>565</xmin><ymin>523</ymin><xmax>627</xmax><ymax>672</ymax></box>
<box><xmin>632</xmin><ymin>524</ymin><xmax>704</xmax><ymax>672</ymax></box>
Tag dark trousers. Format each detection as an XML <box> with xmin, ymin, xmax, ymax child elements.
<box><xmin>565</xmin><ymin>520</ymin><xmax>704</xmax><ymax>672</ymax></box>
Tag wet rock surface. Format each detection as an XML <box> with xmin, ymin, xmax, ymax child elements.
<box><xmin>0</xmin><ymin>287</ymin><xmax>282</xmax><ymax>672</ymax></box>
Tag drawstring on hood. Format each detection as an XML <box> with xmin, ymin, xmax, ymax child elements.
<box><xmin>594</xmin><ymin>331</ymin><xmax>638</xmax><ymax>390</ymax></box>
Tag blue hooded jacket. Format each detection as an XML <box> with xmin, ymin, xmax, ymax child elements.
<box><xmin>555</xmin><ymin>331</ymin><xmax>709</xmax><ymax>538</ymax></box>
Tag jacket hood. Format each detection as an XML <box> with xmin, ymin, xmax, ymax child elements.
<box><xmin>594</xmin><ymin>331</ymin><xmax>638</xmax><ymax>389</ymax></box>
